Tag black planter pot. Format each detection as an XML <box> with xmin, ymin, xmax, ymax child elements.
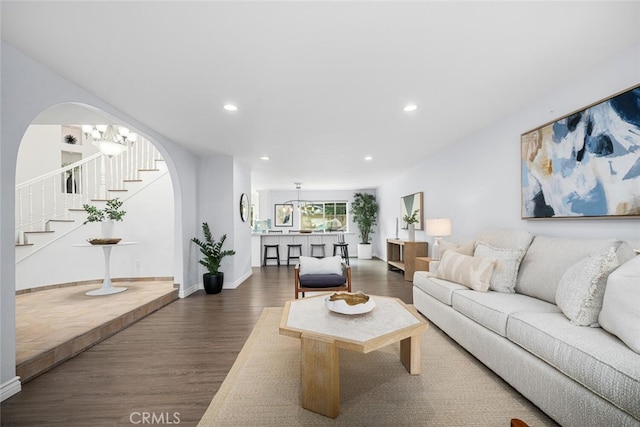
<box><xmin>203</xmin><ymin>272</ymin><xmax>224</xmax><ymax>294</ymax></box>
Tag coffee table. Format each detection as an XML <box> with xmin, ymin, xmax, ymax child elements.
<box><xmin>279</xmin><ymin>294</ymin><xmax>429</xmax><ymax>418</ymax></box>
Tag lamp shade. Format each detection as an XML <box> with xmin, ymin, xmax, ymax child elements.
<box><xmin>426</xmin><ymin>218</ymin><xmax>452</xmax><ymax>237</ymax></box>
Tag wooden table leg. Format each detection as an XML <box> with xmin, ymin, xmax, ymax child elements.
<box><xmin>301</xmin><ymin>334</ymin><xmax>340</xmax><ymax>418</ymax></box>
<box><xmin>400</xmin><ymin>333</ymin><xmax>421</xmax><ymax>375</ymax></box>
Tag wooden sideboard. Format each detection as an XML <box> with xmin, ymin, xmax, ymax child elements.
<box><xmin>386</xmin><ymin>239</ymin><xmax>428</xmax><ymax>281</ymax></box>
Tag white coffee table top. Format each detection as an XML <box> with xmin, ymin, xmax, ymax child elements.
<box><xmin>280</xmin><ymin>294</ymin><xmax>427</xmax><ymax>353</ymax></box>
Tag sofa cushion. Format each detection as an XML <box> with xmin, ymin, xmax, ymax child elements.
<box><xmin>413</xmin><ymin>271</ymin><xmax>467</xmax><ymax>306</ymax></box>
<box><xmin>299</xmin><ymin>255</ymin><xmax>342</xmax><ymax>276</ymax></box>
<box><xmin>451</xmin><ymin>290</ymin><xmax>560</xmax><ymax>337</ymax></box>
<box><xmin>556</xmin><ymin>246</ymin><xmax>619</xmax><ymax>326</ymax></box>
<box><xmin>617</xmin><ymin>240</ymin><xmax>640</xmax><ymax>265</ymax></box>
<box><xmin>474</xmin><ymin>229</ymin><xmax>534</xmax><ymax>251</ymax></box>
<box><xmin>474</xmin><ymin>241</ymin><xmax>525</xmax><ymax>293</ymax></box>
<box><xmin>507</xmin><ymin>312</ymin><xmax>640</xmax><ymax>420</ymax></box>
<box><xmin>599</xmin><ymin>256</ymin><xmax>640</xmax><ymax>354</ymax></box>
<box><xmin>435</xmin><ymin>251</ymin><xmax>495</xmax><ymax>292</ymax></box>
<box><xmin>516</xmin><ymin>236</ymin><xmax>621</xmax><ymax>304</ymax></box>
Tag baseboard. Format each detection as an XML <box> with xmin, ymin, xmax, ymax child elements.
<box><xmin>1</xmin><ymin>376</ymin><xmax>21</xmax><ymax>402</ymax></box>
<box><xmin>227</xmin><ymin>269</ymin><xmax>253</xmax><ymax>290</ymax></box>
<box><xmin>179</xmin><ymin>282</ymin><xmax>200</xmax><ymax>298</ymax></box>
<box><xmin>183</xmin><ymin>268</ymin><xmax>252</xmax><ymax>295</ymax></box>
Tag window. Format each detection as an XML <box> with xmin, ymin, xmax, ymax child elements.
<box><xmin>300</xmin><ymin>201</ymin><xmax>348</xmax><ymax>232</ymax></box>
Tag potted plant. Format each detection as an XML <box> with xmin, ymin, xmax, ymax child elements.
<box><xmin>191</xmin><ymin>222</ymin><xmax>236</xmax><ymax>294</ymax></box>
<box><xmin>83</xmin><ymin>198</ymin><xmax>126</xmax><ymax>238</ymax></box>
<box><xmin>350</xmin><ymin>192</ymin><xmax>378</xmax><ymax>259</ymax></box>
<box><xmin>403</xmin><ymin>209</ymin><xmax>420</xmax><ymax>241</ymax></box>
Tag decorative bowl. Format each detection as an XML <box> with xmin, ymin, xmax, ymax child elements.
<box><xmin>88</xmin><ymin>238</ymin><xmax>122</xmax><ymax>245</ymax></box>
<box><xmin>299</xmin><ymin>230</ymin><xmax>312</xmax><ymax>234</ymax></box>
<box><xmin>325</xmin><ymin>291</ymin><xmax>375</xmax><ymax>315</ymax></box>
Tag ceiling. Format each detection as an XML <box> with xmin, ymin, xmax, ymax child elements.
<box><xmin>2</xmin><ymin>1</ymin><xmax>639</xmax><ymax>191</ymax></box>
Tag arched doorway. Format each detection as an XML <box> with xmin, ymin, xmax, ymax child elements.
<box><xmin>12</xmin><ymin>102</ymin><xmax>180</xmax><ymax>382</ymax></box>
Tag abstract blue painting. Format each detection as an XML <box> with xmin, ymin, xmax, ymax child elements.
<box><xmin>521</xmin><ymin>84</ymin><xmax>640</xmax><ymax>219</ymax></box>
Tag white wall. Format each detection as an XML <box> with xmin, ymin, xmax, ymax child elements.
<box><xmin>192</xmin><ymin>155</ymin><xmax>252</xmax><ymax>290</ymax></box>
<box><xmin>376</xmin><ymin>42</ymin><xmax>640</xmax><ymax>257</ymax></box>
<box><xmin>15</xmin><ymin>171</ymin><xmax>174</xmax><ymax>290</ymax></box>
<box><xmin>233</xmin><ymin>159</ymin><xmax>253</xmax><ymax>287</ymax></box>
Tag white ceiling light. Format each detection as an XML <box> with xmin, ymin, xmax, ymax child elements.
<box><xmin>260</xmin><ymin>156</ymin><xmax>270</xmax><ymax>160</ymax></box>
<box><xmin>403</xmin><ymin>104</ymin><xmax>418</xmax><ymax>112</ymax></box>
<box><xmin>364</xmin><ymin>156</ymin><xmax>373</xmax><ymax>161</ymax></box>
<box><xmin>82</xmin><ymin>124</ymin><xmax>135</xmax><ymax>157</ymax></box>
<box><xmin>223</xmin><ymin>104</ymin><xmax>238</xmax><ymax>112</ymax></box>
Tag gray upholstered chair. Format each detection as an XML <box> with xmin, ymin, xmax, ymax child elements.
<box><xmin>294</xmin><ymin>255</ymin><xmax>351</xmax><ymax>299</ymax></box>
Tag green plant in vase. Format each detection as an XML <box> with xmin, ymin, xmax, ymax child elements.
<box><xmin>191</xmin><ymin>222</ymin><xmax>236</xmax><ymax>294</ymax></box>
<box><xmin>83</xmin><ymin>198</ymin><xmax>126</xmax><ymax>239</ymax></box>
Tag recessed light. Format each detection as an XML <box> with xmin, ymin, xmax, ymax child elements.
<box><xmin>403</xmin><ymin>104</ymin><xmax>417</xmax><ymax>112</ymax></box>
<box><xmin>223</xmin><ymin>104</ymin><xmax>238</xmax><ymax>112</ymax></box>
<box><xmin>260</xmin><ymin>156</ymin><xmax>270</xmax><ymax>161</ymax></box>
<box><xmin>364</xmin><ymin>156</ymin><xmax>373</xmax><ymax>161</ymax></box>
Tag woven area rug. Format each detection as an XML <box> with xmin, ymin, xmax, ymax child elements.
<box><xmin>198</xmin><ymin>307</ymin><xmax>557</xmax><ymax>426</ymax></box>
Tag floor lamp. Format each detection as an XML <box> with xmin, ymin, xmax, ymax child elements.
<box><xmin>426</xmin><ymin>218</ymin><xmax>452</xmax><ymax>260</ymax></box>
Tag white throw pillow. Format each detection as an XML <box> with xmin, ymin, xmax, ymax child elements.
<box><xmin>298</xmin><ymin>255</ymin><xmax>343</xmax><ymax>276</ymax></box>
<box><xmin>599</xmin><ymin>256</ymin><xmax>640</xmax><ymax>353</ymax></box>
<box><xmin>474</xmin><ymin>241</ymin><xmax>525</xmax><ymax>293</ymax></box>
<box><xmin>439</xmin><ymin>239</ymin><xmax>475</xmax><ymax>257</ymax></box>
<box><xmin>435</xmin><ymin>251</ymin><xmax>495</xmax><ymax>292</ymax></box>
<box><xmin>555</xmin><ymin>247</ymin><xmax>619</xmax><ymax>327</ymax></box>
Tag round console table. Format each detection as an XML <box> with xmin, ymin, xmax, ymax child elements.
<box><xmin>72</xmin><ymin>241</ymin><xmax>139</xmax><ymax>296</ymax></box>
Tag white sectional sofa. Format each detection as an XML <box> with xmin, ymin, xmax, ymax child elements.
<box><xmin>412</xmin><ymin>230</ymin><xmax>640</xmax><ymax>426</ymax></box>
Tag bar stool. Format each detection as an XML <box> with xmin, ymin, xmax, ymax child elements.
<box><xmin>333</xmin><ymin>234</ymin><xmax>350</xmax><ymax>265</ymax></box>
<box><xmin>287</xmin><ymin>244</ymin><xmax>303</xmax><ymax>267</ymax></box>
<box><xmin>263</xmin><ymin>244</ymin><xmax>280</xmax><ymax>266</ymax></box>
<box><xmin>310</xmin><ymin>243</ymin><xmax>326</xmax><ymax>258</ymax></box>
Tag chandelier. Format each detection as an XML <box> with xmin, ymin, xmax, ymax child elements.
<box><xmin>82</xmin><ymin>125</ymin><xmax>137</xmax><ymax>157</ymax></box>
<box><xmin>284</xmin><ymin>183</ymin><xmax>313</xmax><ymax>211</ymax></box>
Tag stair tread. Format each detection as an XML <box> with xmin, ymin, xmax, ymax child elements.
<box><xmin>24</xmin><ymin>230</ymin><xmax>55</xmax><ymax>234</ymax></box>
<box><xmin>139</xmin><ymin>169</ymin><xmax>160</xmax><ymax>172</ymax></box>
<box><xmin>123</xmin><ymin>179</ymin><xmax>143</xmax><ymax>182</ymax></box>
<box><xmin>47</xmin><ymin>219</ymin><xmax>75</xmax><ymax>223</ymax></box>
<box><xmin>108</xmin><ymin>189</ymin><xmax>128</xmax><ymax>192</ymax></box>
<box><xmin>15</xmin><ymin>243</ymin><xmax>34</xmax><ymax>247</ymax></box>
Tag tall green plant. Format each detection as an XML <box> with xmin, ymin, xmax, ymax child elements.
<box><xmin>191</xmin><ymin>222</ymin><xmax>236</xmax><ymax>275</ymax></box>
<box><xmin>350</xmin><ymin>192</ymin><xmax>378</xmax><ymax>244</ymax></box>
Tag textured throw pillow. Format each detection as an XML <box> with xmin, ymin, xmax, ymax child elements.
<box><xmin>555</xmin><ymin>247</ymin><xmax>619</xmax><ymax>326</ymax></box>
<box><xmin>435</xmin><ymin>251</ymin><xmax>496</xmax><ymax>292</ymax></box>
<box><xmin>599</xmin><ymin>256</ymin><xmax>640</xmax><ymax>354</ymax></box>
<box><xmin>474</xmin><ymin>241</ymin><xmax>525</xmax><ymax>293</ymax></box>
<box><xmin>299</xmin><ymin>255</ymin><xmax>343</xmax><ymax>276</ymax></box>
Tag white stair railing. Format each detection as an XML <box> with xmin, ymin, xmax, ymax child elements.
<box><xmin>15</xmin><ymin>138</ymin><xmax>161</xmax><ymax>243</ymax></box>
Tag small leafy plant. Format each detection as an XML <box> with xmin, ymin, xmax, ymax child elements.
<box><xmin>83</xmin><ymin>198</ymin><xmax>126</xmax><ymax>224</ymax></box>
<box><xmin>192</xmin><ymin>222</ymin><xmax>236</xmax><ymax>275</ymax></box>
<box><xmin>403</xmin><ymin>209</ymin><xmax>420</xmax><ymax>225</ymax></box>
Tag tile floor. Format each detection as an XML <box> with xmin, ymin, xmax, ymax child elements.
<box><xmin>15</xmin><ymin>279</ymin><xmax>178</xmax><ymax>382</ymax></box>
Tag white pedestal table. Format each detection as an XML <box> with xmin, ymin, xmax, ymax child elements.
<box><xmin>72</xmin><ymin>241</ymin><xmax>139</xmax><ymax>296</ymax></box>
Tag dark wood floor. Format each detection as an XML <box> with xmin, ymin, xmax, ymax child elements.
<box><xmin>1</xmin><ymin>258</ymin><xmax>412</xmax><ymax>426</ymax></box>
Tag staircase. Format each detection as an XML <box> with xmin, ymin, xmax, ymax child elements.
<box><xmin>15</xmin><ymin>139</ymin><xmax>166</xmax><ymax>262</ymax></box>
